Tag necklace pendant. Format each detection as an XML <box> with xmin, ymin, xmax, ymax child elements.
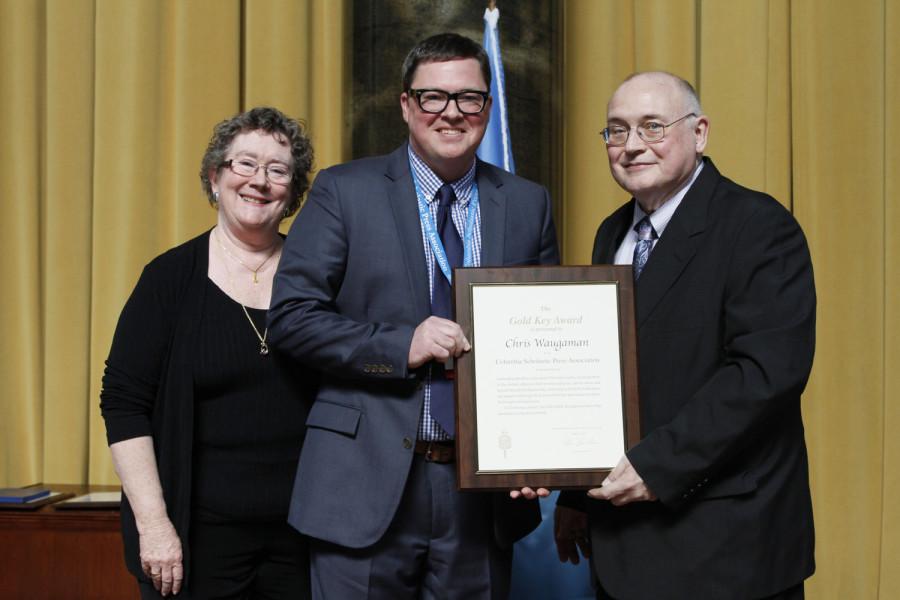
<box><xmin>253</xmin><ymin>272</ymin><xmax>259</xmax><ymax>284</ymax></box>
<box><xmin>259</xmin><ymin>341</ymin><xmax>269</xmax><ymax>356</ymax></box>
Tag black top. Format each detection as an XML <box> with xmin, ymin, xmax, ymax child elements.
<box><xmin>100</xmin><ymin>231</ymin><xmax>315</xmax><ymax>581</ymax></box>
<box><xmin>193</xmin><ymin>279</ymin><xmax>308</xmax><ymax>522</ymax></box>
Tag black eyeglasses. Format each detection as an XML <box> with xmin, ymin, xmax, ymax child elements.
<box><xmin>408</xmin><ymin>89</ymin><xmax>490</xmax><ymax>115</ymax></box>
<box><xmin>222</xmin><ymin>159</ymin><xmax>292</xmax><ymax>185</ymax></box>
<box><xmin>602</xmin><ymin>113</ymin><xmax>696</xmax><ymax>146</ymax></box>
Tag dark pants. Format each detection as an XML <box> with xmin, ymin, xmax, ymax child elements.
<box><xmin>309</xmin><ymin>454</ymin><xmax>512</xmax><ymax>600</ymax></box>
<box><xmin>596</xmin><ymin>581</ymin><xmax>804</xmax><ymax>600</ymax></box>
<box><xmin>138</xmin><ymin>519</ymin><xmax>309</xmax><ymax>600</ymax></box>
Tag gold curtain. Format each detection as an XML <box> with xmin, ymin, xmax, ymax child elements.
<box><xmin>562</xmin><ymin>0</ymin><xmax>899</xmax><ymax>597</ymax></box>
<box><xmin>0</xmin><ymin>0</ymin><xmax>347</xmax><ymax>488</ymax></box>
<box><xmin>3</xmin><ymin>0</ymin><xmax>899</xmax><ymax>596</ymax></box>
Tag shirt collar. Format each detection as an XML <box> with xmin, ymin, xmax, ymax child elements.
<box><xmin>631</xmin><ymin>161</ymin><xmax>704</xmax><ymax>237</ymax></box>
<box><xmin>408</xmin><ymin>145</ymin><xmax>476</xmax><ymax>205</ymax></box>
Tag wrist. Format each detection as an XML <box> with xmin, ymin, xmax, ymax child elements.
<box><xmin>134</xmin><ymin>512</ymin><xmax>172</xmax><ymax>535</ymax></box>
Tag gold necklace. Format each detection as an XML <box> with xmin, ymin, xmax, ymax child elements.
<box><xmin>215</xmin><ymin>230</ymin><xmax>272</xmax><ymax>356</ymax></box>
<box><xmin>214</xmin><ymin>228</ymin><xmax>280</xmax><ymax>284</ymax></box>
<box><xmin>240</xmin><ymin>304</ymin><xmax>269</xmax><ymax>356</ymax></box>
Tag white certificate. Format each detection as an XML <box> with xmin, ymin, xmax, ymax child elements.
<box><xmin>470</xmin><ymin>282</ymin><xmax>625</xmax><ymax>471</ymax></box>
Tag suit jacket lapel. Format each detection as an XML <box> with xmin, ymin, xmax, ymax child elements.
<box><xmin>385</xmin><ymin>145</ymin><xmax>431</xmax><ymax>321</ymax></box>
<box><xmin>476</xmin><ymin>160</ymin><xmax>506</xmax><ymax>266</ymax></box>
<box><xmin>634</xmin><ymin>158</ymin><xmax>718</xmax><ymax>327</ymax></box>
<box><xmin>593</xmin><ymin>204</ymin><xmax>633</xmax><ymax>264</ymax></box>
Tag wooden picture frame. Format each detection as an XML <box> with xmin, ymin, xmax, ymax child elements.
<box><xmin>453</xmin><ymin>266</ymin><xmax>641</xmax><ymax>490</ymax></box>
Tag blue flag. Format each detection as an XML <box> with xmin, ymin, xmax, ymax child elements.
<box><xmin>477</xmin><ymin>7</ymin><xmax>515</xmax><ymax>172</ymax></box>
<box><xmin>478</xmin><ymin>6</ymin><xmax>594</xmax><ymax>599</ymax></box>
<box><xmin>510</xmin><ymin>493</ymin><xmax>594</xmax><ymax>599</ymax></box>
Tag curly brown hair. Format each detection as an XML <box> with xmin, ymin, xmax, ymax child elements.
<box><xmin>199</xmin><ymin>107</ymin><xmax>314</xmax><ymax>218</ymax></box>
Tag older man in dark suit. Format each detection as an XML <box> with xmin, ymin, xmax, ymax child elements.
<box><xmin>556</xmin><ymin>71</ymin><xmax>816</xmax><ymax>599</ymax></box>
<box><xmin>269</xmin><ymin>33</ymin><xmax>558</xmax><ymax>599</ymax></box>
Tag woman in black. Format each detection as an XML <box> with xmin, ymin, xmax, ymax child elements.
<box><xmin>100</xmin><ymin>107</ymin><xmax>314</xmax><ymax>599</ymax></box>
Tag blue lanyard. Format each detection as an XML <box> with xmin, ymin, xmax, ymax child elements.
<box><xmin>410</xmin><ymin>164</ymin><xmax>480</xmax><ymax>285</ymax></box>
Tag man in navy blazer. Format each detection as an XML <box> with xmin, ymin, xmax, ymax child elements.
<box><xmin>555</xmin><ymin>72</ymin><xmax>816</xmax><ymax>599</ymax></box>
<box><xmin>269</xmin><ymin>33</ymin><xmax>558</xmax><ymax>599</ymax></box>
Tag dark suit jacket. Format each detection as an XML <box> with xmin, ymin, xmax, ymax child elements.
<box><xmin>268</xmin><ymin>144</ymin><xmax>558</xmax><ymax>549</ymax></box>
<box><xmin>574</xmin><ymin>158</ymin><xmax>816</xmax><ymax>599</ymax></box>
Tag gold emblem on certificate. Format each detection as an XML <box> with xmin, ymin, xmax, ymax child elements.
<box><xmin>498</xmin><ymin>431</ymin><xmax>512</xmax><ymax>459</ymax></box>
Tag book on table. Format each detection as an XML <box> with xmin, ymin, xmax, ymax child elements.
<box><xmin>0</xmin><ymin>486</ymin><xmax>51</xmax><ymax>504</ymax></box>
<box><xmin>55</xmin><ymin>491</ymin><xmax>122</xmax><ymax>510</ymax></box>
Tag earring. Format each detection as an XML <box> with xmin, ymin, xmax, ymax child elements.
<box><xmin>213</xmin><ymin>191</ymin><xmax>219</xmax><ymax>207</ymax></box>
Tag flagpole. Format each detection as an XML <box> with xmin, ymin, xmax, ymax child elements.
<box><xmin>476</xmin><ymin>2</ymin><xmax>515</xmax><ymax>173</ymax></box>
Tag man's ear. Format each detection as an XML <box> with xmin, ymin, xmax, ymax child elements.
<box><xmin>693</xmin><ymin>114</ymin><xmax>710</xmax><ymax>154</ymax></box>
<box><xmin>400</xmin><ymin>92</ymin><xmax>411</xmax><ymax>125</ymax></box>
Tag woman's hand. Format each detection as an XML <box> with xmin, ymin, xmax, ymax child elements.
<box><xmin>138</xmin><ymin>517</ymin><xmax>183</xmax><ymax>596</ymax></box>
<box><xmin>110</xmin><ymin>437</ymin><xmax>183</xmax><ymax>597</ymax></box>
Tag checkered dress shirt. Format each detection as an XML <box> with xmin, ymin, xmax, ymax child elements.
<box><xmin>408</xmin><ymin>147</ymin><xmax>482</xmax><ymax>440</ymax></box>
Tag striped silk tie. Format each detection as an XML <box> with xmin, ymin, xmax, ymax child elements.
<box><xmin>632</xmin><ymin>216</ymin><xmax>658</xmax><ymax>280</ymax></box>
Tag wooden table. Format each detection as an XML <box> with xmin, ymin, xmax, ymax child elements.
<box><xmin>0</xmin><ymin>483</ymin><xmax>138</xmax><ymax>599</ymax></box>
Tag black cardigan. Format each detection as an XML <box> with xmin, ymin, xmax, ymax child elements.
<box><xmin>100</xmin><ymin>230</ymin><xmax>218</xmax><ymax>580</ymax></box>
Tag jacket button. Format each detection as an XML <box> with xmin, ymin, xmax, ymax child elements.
<box><xmin>402</xmin><ymin>437</ymin><xmax>413</xmax><ymax>449</ymax></box>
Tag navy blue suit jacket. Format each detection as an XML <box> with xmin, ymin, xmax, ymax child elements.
<box><xmin>563</xmin><ymin>158</ymin><xmax>816</xmax><ymax>599</ymax></box>
<box><xmin>269</xmin><ymin>144</ymin><xmax>559</xmax><ymax>549</ymax></box>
